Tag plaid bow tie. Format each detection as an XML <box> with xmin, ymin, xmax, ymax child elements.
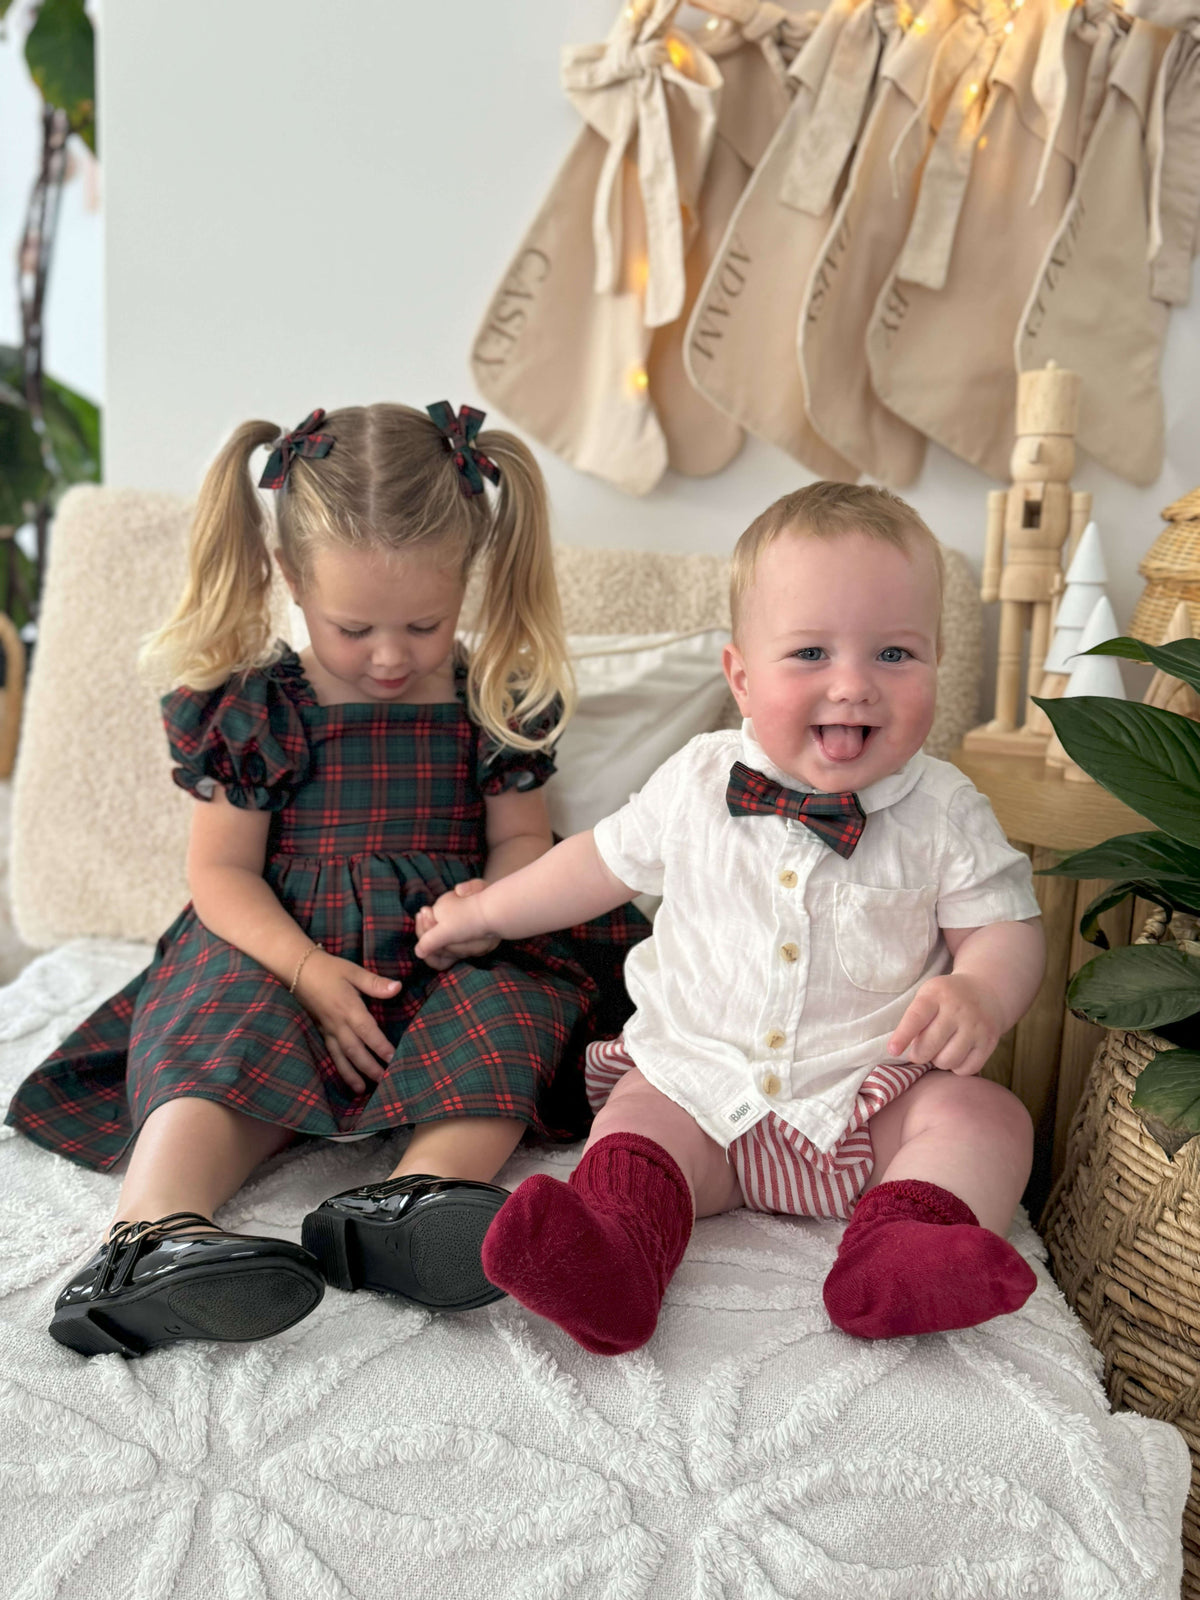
<box><xmin>726</xmin><ymin>761</ymin><xmax>865</xmax><ymax>858</ymax></box>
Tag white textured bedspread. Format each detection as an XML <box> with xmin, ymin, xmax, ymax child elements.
<box><xmin>0</xmin><ymin>940</ymin><xmax>1190</xmax><ymax>1600</ymax></box>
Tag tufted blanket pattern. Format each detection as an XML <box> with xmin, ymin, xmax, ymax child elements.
<box><xmin>0</xmin><ymin>939</ymin><xmax>1189</xmax><ymax>1600</ymax></box>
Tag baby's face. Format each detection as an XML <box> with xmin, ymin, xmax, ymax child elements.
<box><xmin>723</xmin><ymin>528</ymin><xmax>940</xmax><ymax>793</ymax></box>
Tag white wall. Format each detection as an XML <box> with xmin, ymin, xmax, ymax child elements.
<box><xmin>0</xmin><ymin>0</ymin><xmax>102</xmax><ymax>403</ymax></box>
<box><xmin>100</xmin><ymin>0</ymin><xmax>1200</xmax><ymax>659</ymax></box>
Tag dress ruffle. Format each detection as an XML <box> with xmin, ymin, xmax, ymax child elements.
<box><xmin>164</xmin><ymin>651</ymin><xmax>312</xmax><ymax>811</ymax></box>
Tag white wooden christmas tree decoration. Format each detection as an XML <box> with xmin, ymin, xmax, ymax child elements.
<box><xmin>1045</xmin><ymin>594</ymin><xmax>1126</xmax><ymax>780</ymax></box>
<box><xmin>1040</xmin><ymin>521</ymin><xmax>1108</xmax><ymax>679</ymax></box>
<box><xmin>1030</xmin><ymin>522</ymin><xmax>1110</xmax><ymax>735</ymax></box>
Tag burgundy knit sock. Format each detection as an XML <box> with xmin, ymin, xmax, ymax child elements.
<box><xmin>822</xmin><ymin>1179</ymin><xmax>1037</xmax><ymax>1339</ymax></box>
<box><xmin>480</xmin><ymin>1133</ymin><xmax>693</xmax><ymax>1355</ymax></box>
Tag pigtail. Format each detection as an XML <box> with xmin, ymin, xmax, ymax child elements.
<box><xmin>139</xmin><ymin>420</ymin><xmax>281</xmax><ymax>689</ymax></box>
<box><xmin>466</xmin><ymin>429</ymin><xmax>576</xmax><ymax>753</ymax></box>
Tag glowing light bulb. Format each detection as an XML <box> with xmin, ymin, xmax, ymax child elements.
<box><xmin>913</xmin><ymin>14</ymin><xmax>928</xmax><ymax>31</ymax></box>
<box><xmin>629</xmin><ymin>367</ymin><xmax>650</xmax><ymax>395</ymax></box>
<box><xmin>667</xmin><ymin>36</ymin><xmax>690</xmax><ymax>70</ymax></box>
<box><xmin>1004</xmin><ymin>18</ymin><xmax>1014</xmax><ymax>29</ymax></box>
<box><xmin>705</xmin><ymin>14</ymin><xmax>719</xmax><ymax>27</ymax></box>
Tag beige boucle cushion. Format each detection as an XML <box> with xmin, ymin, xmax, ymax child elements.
<box><xmin>12</xmin><ymin>486</ymin><xmax>980</xmax><ymax>947</ymax></box>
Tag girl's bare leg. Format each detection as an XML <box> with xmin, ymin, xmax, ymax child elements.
<box><xmin>388</xmin><ymin>1116</ymin><xmax>525</xmax><ymax>1183</ymax></box>
<box><xmin>114</xmin><ymin>1097</ymin><xmax>294</xmax><ymax>1227</ymax></box>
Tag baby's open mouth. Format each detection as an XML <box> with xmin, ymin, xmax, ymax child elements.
<box><xmin>815</xmin><ymin>724</ymin><xmax>875</xmax><ymax>761</ymax></box>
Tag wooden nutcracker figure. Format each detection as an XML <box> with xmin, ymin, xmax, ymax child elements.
<box><xmin>964</xmin><ymin>361</ymin><xmax>1092</xmax><ymax>756</ymax></box>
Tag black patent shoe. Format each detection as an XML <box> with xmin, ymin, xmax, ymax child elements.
<box><xmin>301</xmin><ymin>1174</ymin><xmax>509</xmax><ymax>1311</ymax></box>
<box><xmin>50</xmin><ymin>1211</ymin><xmax>325</xmax><ymax>1358</ymax></box>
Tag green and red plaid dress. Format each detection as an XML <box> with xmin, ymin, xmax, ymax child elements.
<box><xmin>6</xmin><ymin>648</ymin><xmax>648</xmax><ymax>1170</ymax></box>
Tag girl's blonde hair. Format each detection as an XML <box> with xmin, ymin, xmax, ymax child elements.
<box><xmin>141</xmin><ymin>404</ymin><xmax>573</xmax><ymax>752</ymax></box>
<box><xmin>729</xmin><ymin>481</ymin><xmax>945</xmax><ymax>646</ymax></box>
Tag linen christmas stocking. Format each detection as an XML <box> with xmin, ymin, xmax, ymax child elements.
<box><xmin>1018</xmin><ymin>18</ymin><xmax>1178</xmax><ymax>487</ymax></box>
<box><xmin>822</xmin><ymin>1178</ymin><xmax>1037</xmax><ymax>1338</ymax></box>
<box><xmin>795</xmin><ymin>0</ymin><xmax>976</xmax><ymax>486</ymax></box>
<box><xmin>864</xmin><ymin>0</ymin><xmax>1101</xmax><ymax>482</ymax></box>
<box><xmin>470</xmin><ymin>0</ymin><xmax>721</xmax><ymax>495</ymax></box>
<box><xmin>480</xmin><ymin>1132</ymin><xmax>693</xmax><ymax>1355</ymax></box>
<box><xmin>647</xmin><ymin>0</ymin><xmax>816</xmax><ymax>477</ymax></box>
<box><xmin>683</xmin><ymin>0</ymin><xmax>888</xmax><ymax>478</ymax></box>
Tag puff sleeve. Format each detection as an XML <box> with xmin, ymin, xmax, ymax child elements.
<box><xmin>163</xmin><ymin>657</ymin><xmax>312</xmax><ymax>811</ymax></box>
<box><xmin>475</xmin><ymin>694</ymin><xmax>564</xmax><ymax>796</ymax></box>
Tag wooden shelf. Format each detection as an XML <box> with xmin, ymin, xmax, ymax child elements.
<box><xmin>950</xmin><ymin>745</ymin><xmax>1150</xmax><ymax>855</ymax></box>
<box><xmin>947</xmin><ymin>743</ymin><xmax>1149</xmax><ymax>1220</ymax></box>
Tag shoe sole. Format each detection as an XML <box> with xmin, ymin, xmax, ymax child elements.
<box><xmin>302</xmin><ymin>1191</ymin><xmax>507</xmax><ymax>1311</ymax></box>
<box><xmin>49</xmin><ymin>1257</ymin><xmax>325</xmax><ymax>1358</ymax></box>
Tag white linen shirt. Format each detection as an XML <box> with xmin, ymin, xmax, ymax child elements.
<box><xmin>592</xmin><ymin>722</ymin><xmax>1040</xmax><ymax>1154</ymax></box>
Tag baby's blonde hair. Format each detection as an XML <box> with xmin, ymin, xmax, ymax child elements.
<box><xmin>140</xmin><ymin>404</ymin><xmax>573</xmax><ymax>752</ymax></box>
<box><xmin>729</xmin><ymin>481</ymin><xmax>945</xmax><ymax>646</ymax></box>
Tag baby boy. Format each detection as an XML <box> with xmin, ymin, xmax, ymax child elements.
<box><xmin>415</xmin><ymin>482</ymin><xmax>1045</xmax><ymax>1355</ymax></box>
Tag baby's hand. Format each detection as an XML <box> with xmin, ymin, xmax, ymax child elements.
<box><xmin>415</xmin><ymin>880</ymin><xmax>499</xmax><ymax>970</ymax></box>
<box><xmin>887</xmin><ymin>973</ymin><xmax>1006</xmax><ymax>1077</ymax></box>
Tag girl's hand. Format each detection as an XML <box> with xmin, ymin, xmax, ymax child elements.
<box><xmin>415</xmin><ymin>880</ymin><xmax>499</xmax><ymax>970</ymax></box>
<box><xmin>293</xmin><ymin>951</ymin><xmax>401</xmax><ymax>1094</ymax></box>
<box><xmin>887</xmin><ymin>973</ymin><xmax>1007</xmax><ymax>1078</ymax></box>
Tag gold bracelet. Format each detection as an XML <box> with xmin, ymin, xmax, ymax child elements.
<box><xmin>289</xmin><ymin>943</ymin><xmax>324</xmax><ymax>994</ymax></box>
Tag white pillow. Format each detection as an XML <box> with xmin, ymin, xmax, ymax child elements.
<box><xmin>289</xmin><ymin>608</ymin><xmax>733</xmax><ymax>836</ymax></box>
<box><xmin>545</xmin><ymin>628</ymin><xmax>732</xmax><ymax>837</ymax></box>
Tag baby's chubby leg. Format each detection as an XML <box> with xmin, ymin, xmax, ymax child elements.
<box><xmin>823</xmin><ymin>1072</ymin><xmax>1037</xmax><ymax>1338</ymax></box>
<box><xmin>482</xmin><ymin>1069</ymin><xmax>741</xmax><ymax>1354</ymax></box>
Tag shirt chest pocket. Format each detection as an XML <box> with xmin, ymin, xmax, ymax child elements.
<box><xmin>833</xmin><ymin>883</ymin><xmax>938</xmax><ymax>994</ymax></box>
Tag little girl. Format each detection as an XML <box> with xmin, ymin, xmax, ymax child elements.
<box><xmin>7</xmin><ymin>401</ymin><xmax>645</xmax><ymax>1358</ymax></box>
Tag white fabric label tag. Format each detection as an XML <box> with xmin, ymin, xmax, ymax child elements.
<box><xmin>720</xmin><ymin>1092</ymin><xmax>764</xmax><ymax>1134</ymax></box>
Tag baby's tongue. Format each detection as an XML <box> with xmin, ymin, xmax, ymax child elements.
<box><xmin>818</xmin><ymin>724</ymin><xmax>866</xmax><ymax>761</ymax></box>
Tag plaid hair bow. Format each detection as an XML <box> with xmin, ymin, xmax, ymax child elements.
<box><xmin>258</xmin><ymin>409</ymin><xmax>335</xmax><ymax>490</ymax></box>
<box><xmin>726</xmin><ymin>761</ymin><xmax>865</xmax><ymax>859</ymax></box>
<box><xmin>426</xmin><ymin>401</ymin><xmax>502</xmax><ymax>497</ymax></box>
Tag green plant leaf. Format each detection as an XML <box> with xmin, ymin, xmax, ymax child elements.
<box><xmin>1130</xmin><ymin>1048</ymin><xmax>1200</xmax><ymax>1160</ymax></box>
<box><xmin>0</xmin><ymin>393</ymin><xmax>52</xmax><ymax>527</ymax></box>
<box><xmin>0</xmin><ymin>347</ymin><xmax>100</xmax><ymax>493</ymax></box>
<box><xmin>1075</xmin><ymin>881</ymin><xmax>1193</xmax><ymax>948</ymax></box>
<box><xmin>0</xmin><ymin>538</ymin><xmax>38</xmax><ymax>634</ymax></box>
<box><xmin>42</xmin><ymin>374</ymin><xmax>100</xmax><ymax>488</ymax></box>
<box><xmin>1040</xmin><ymin>830</ymin><xmax>1200</xmax><ymax>885</ymax></box>
<box><xmin>1068</xmin><ymin>943</ymin><xmax>1200</xmax><ymax>1029</ymax></box>
<box><xmin>25</xmin><ymin>0</ymin><xmax>95</xmax><ymax>151</ymax></box>
<box><xmin>1033</xmin><ymin>694</ymin><xmax>1200</xmax><ymax>845</ymax></box>
<box><xmin>1086</xmin><ymin>634</ymin><xmax>1200</xmax><ymax>696</ymax></box>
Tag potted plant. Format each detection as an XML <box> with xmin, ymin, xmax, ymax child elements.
<box><xmin>0</xmin><ymin>0</ymin><xmax>100</xmax><ymax>643</ymax></box>
<box><xmin>1035</xmin><ymin>633</ymin><xmax>1200</xmax><ymax>1158</ymax></box>
<box><xmin>1036</xmin><ymin>632</ymin><xmax>1200</xmax><ymax>1596</ymax></box>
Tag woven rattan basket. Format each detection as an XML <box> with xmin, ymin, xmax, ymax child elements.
<box><xmin>1130</xmin><ymin>488</ymin><xmax>1200</xmax><ymax>645</ymax></box>
<box><xmin>1042</xmin><ymin>906</ymin><xmax>1200</xmax><ymax>1594</ymax></box>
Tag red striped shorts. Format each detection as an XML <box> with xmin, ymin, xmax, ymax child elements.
<box><xmin>584</xmin><ymin>1037</ymin><xmax>929</xmax><ymax>1221</ymax></box>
